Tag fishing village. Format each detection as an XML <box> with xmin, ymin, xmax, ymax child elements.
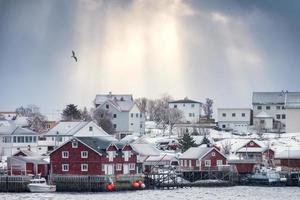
<box><xmin>0</xmin><ymin>92</ymin><xmax>300</xmax><ymax>193</ymax></box>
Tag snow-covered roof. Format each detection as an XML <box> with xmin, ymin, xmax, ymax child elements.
<box><xmin>228</xmin><ymin>159</ymin><xmax>257</xmax><ymax>164</ymax></box>
<box><xmin>14</xmin><ymin>150</ymin><xmax>41</xmax><ymax>157</ymax></box>
<box><xmin>44</xmin><ymin>121</ymin><xmax>88</xmax><ymax>136</ymax></box>
<box><xmin>236</xmin><ymin>147</ymin><xmax>267</xmax><ymax>153</ymax></box>
<box><xmin>169</xmin><ymin>97</ymin><xmax>201</xmax><ymax>104</ymax></box>
<box><xmin>254</xmin><ymin>111</ymin><xmax>272</xmax><ymax>118</ymax></box>
<box><xmin>96</xmin><ymin>99</ymin><xmax>136</xmax><ymax>112</ymax></box>
<box><xmin>179</xmin><ymin>147</ymin><xmax>212</xmax><ymax>159</ymax></box>
<box><xmin>145</xmin><ymin>154</ymin><xmax>176</xmax><ymax>162</ymax></box>
<box><xmin>94</xmin><ymin>94</ymin><xmax>133</xmax><ymax>105</ymax></box>
<box><xmin>9</xmin><ymin>156</ymin><xmax>49</xmax><ymax>164</ymax></box>
<box><xmin>131</xmin><ymin>143</ymin><xmax>161</xmax><ymax>156</ymax></box>
<box><xmin>275</xmin><ymin>150</ymin><xmax>300</xmax><ymax>159</ymax></box>
<box><xmin>12</xmin><ymin>116</ymin><xmax>30</xmax><ymax>127</ymax></box>
<box><xmin>0</xmin><ymin>125</ymin><xmax>37</xmax><ymax>136</ymax></box>
<box><xmin>286</xmin><ymin>92</ymin><xmax>300</xmax><ymax>109</ymax></box>
<box><xmin>252</xmin><ymin>92</ymin><xmax>285</xmax><ymax>105</ymax></box>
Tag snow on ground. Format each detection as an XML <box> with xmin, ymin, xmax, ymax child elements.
<box><xmin>144</xmin><ymin>121</ymin><xmax>300</xmax><ymax>155</ymax></box>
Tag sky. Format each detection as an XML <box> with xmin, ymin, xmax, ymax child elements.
<box><xmin>0</xmin><ymin>0</ymin><xmax>300</xmax><ymax>118</ymax></box>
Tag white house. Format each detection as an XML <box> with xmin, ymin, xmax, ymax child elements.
<box><xmin>0</xmin><ymin>124</ymin><xmax>39</xmax><ymax>158</ymax></box>
<box><xmin>168</xmin><ymin>97</ymin><xmax>202</xmax><ymax>123</ymax></box>
<box><xmin>0</xmin><ymin>112</ymin><xmax>17</xmax><ymax>120</ymax></box>
<box><xmin>217</xmin><ymin>108</ymin><xmax>252</xmax><ymax>132</ymax></box>
<box><xmin>43</xmin><ymin>121</ymin><xmax>111</xmax><ymax>148</ymax></box>
<box><xmin>252</xmin><ymin>92</ymin><xmax>300</xmax><ymax>133</ymax></box>
<box><xmin>285</xmin><ymin>93</ymin><xmax>300</xmax><ymax>133</ymax></box>
<box><xmin>94</xmin><ymin>93</ymin><xmax>145</xmax><ymax>137</ymax></box>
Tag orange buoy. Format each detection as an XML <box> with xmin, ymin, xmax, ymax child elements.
<box><xmin>132</xmin><ymin>182</ymin><xmax>139</xmax><ymax>188</ymax></box>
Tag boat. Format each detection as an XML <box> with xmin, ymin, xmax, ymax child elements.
<box><xmin>248</xmin><ymin>166</ymin><xmax>287</xmax><ymax>186</ymax></box>
<box><xmin>28</xmin><ymin>177</ymin><xmax>56</xmax><ymax>192</ymax></box>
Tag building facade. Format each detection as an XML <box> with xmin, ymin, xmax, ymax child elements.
<box><xmin>94</xmin><ymin>93</ymin><xmax>145</xmax><ymax>136</ymax></box>
<box><xmin>168</xmin><ymin>97</ymin><xmax>202</xmax><ymax>123</ymax></box>
<box><xmin>179</xmin><ymin>146</ymin><xmax>227</xmax><ymax>171</ymax></box>
<box><xmin>50</xmin><ymin>137</ymin><xmax>138</xmax><ymax>175</ymax></box>
<box><xmin>217</xmin><ymin>108</ymin><xmax>253</xmax><ymax>132</ymax></box>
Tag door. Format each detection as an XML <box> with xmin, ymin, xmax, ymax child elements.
<box><xmin>123</xmin><ymin>164</ymin><xmax>129</xmax><ymax>174</ymax></box>
<box><xmin>105</xmin><ymin>164</ymin><xmax>114</xmax><ymax>175</ymax></box>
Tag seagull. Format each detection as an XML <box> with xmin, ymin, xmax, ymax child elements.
<box><xmin>71</xmin><ymin>50</ymin><xmax>78</xmax><ymax>62</ymax></box>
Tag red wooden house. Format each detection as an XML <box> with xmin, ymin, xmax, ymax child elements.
<box><xmin>274</xmin><ymin>150</ymin><xmax>300</xmax><ymax>170</ymax></box>
<box><xmin>236</xmin><ymin>140</ymin><xmax>274</xmax><ymax>163</ymax></box>
<box><xmin>49</xmin><ymin>136</ymin><xmax>138</xmax><ymax>175</ymax></box>
<box><xmin>179</xmin><ymin>146</ymin><xmax>227</xmax><ymax>171</ymax></box>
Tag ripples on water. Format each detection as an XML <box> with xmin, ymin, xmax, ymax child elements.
<box><xmin>1</xmin><ymin>187</ymin><xmax>300</xmax><ymax>200</ymax></box>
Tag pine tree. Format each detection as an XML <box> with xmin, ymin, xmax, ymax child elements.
<box><xmin>201</xmin><ymin>136</ymin><xmax>211</xmax><ymax>146</ymax></box>
<box><xmin>179</xmin><ymin>134</ymin><xmax>198</xmax><ymax>152</ymax></box>
<box><xmin>61</xmin><ymin>104</ymin><xmax>82</xmax><ymax>121</ymax></box>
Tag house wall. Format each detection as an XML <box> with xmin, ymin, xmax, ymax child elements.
<box><xmin>129</xmin><ymin>104</ymin><xmax>145</xmax><ymax>134</ymax></box>
<box><xmin>50</xmin><ymin>140</ymin><xmax>137</xmax><ymax>175</ymax></box>
<box><xmin>276</xmin><ymin>159</ymin><xmax>300</xmax><ymax>168</ymax></box>
<box><xmin>200</xmin><ymin>149</ymin><xmax>227</xmax><ymax>171</ymax></box>
<box><xmin>218</xmin><ymin>108</ymin><xmax>252</xmax><ymax>132</ymax></box>
<box><xmin>168</xmin><ymin>103</ymin><xmax>201</xmax><ymax>123</ymax></box>
<box><xmin>286</xmin><ymin>108</ymin><xmax>300</xmax><ymax>133</ymax></box>
<box><xmin>253</xmin><ymin>117</ymin><xmax>273</xmax><ymax>130</ymax></box>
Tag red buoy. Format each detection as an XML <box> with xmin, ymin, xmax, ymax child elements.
<box><xmin>133</xmin><ymin>182</ymin><xmax>139</xmax><ymax>188</ymax></box>
<box><xmin>107</xmin><ymin>183</ymin><xmax>115</xmax><ymax>191</ymax></box>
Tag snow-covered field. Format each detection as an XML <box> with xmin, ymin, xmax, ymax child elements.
<box><xmin>1</xmin><ymin>187</ymin><xmax>300</xmax><ymax>200</ymax></box>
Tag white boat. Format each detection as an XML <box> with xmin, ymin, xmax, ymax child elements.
<box><xmin>28</xmin><ymin>177</ymin><xmax>56</xmax><ymax>193</ymax></box>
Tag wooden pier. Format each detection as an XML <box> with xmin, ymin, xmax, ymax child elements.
<box><xmin>0</xmin><ymin>176</ymin><xmax>31</xmax><ymax>192</ymax></box>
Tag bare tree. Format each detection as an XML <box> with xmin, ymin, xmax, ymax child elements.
<box><xmin>203</xmin><ymin>98</ymin><xmax>213</xmax><ymax>119</ymax></box>
<box><xmin>93</xmin><ymin>108</ymin><xmax>114</xmax><ymax>134</ymax></box>
<box><xmin>135</xmin><ymin>97</ymin><xmax>147</xmax><ymax>113</ymax></box>
<box><xmin>81</xmin><ymin>107</ymin><xmax>92</xmax><ymax>121</ymax></box>
<box><xmin>221</xmin><ymin>140</ymin><xmax>232</xmax><ymax>155</ymax></box>
<box><xmin>169</xmin><ymin>108</ymin><xmax>183</xmax><ymax>134</ymax></box>
<box><xmin>254</xmin><ymin>120</ymin><xmax>265</xmax><ymax>139</ymax></box>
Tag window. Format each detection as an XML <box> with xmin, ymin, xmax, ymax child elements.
<box><xmin>191</xmin><ymin>104</ymin><xmax>195</xmax><ymax>108</ymax></box>
<box><xmin>72</xmin><ymin>141</ymin><xmax>78</xmax><ymax>148</ymax></box>
<box><xmin>174</xmin><ymin>105</ymin><xmax>177</xmax><ymax>108</ymax></box>
<box><xmin>131</xmin><ymin>113</ymin><xmax>133</xmax><ymax>118</ymax></box>
<box><xmin>184</xmin><ymin>160</ymin><xmax>187</xmax><ymax>167</ymax></box>
<box><xmin>131</xmin><ymin>123</ymin><xmax>133</xmax><ymax>126</ymax></box>
<box><xmin>62</xmin><ymin>164</ymin><xmax>69</xmax><ymax>171</ymax></box>
<box><xmin>282</xmin><ymin>114</ymin><xmax>286</xmax><ymax>119</ymax></box>
<box><xmin>276</xmin><ymin>114</ymin><xmax>281</xmax><ymax>119</ymax></box>
<box><xmin>62</xmin><ymin>151</ymin><xmax>69</xmax><ymax>158</ymax></box>
<box><xmin>222</xmin><ymin>113</ymin><xmax>226</xmax><ymax>117</ymax></box>
<box><xmin>113</xmin><ymin>124</ymin><xmax>117</xmax><ymax>129</ymax></box>
<box><xmin>124</xmin><ymin>151</ymin><xmax>130</xmax><ymax>161</ymax></box>
<box><xmin>136</xmin><ymin>113</ymin><xmax>139</xmax><ymax>118</ymax></box>
<box><xmin>222</xmin><ymin>124</ymin><xmax>226</xmax><ymax>128</ymax></box>
<box><xmin>189</xmin><ymin>160</ymin><xmax>192</xmax><ymax>167</ymax></box>
<box><xmin>17</xmin><ymin>136</ymin><xmax>24</xmax><ymax>143</ymax></box>
<box><xmin>140</xmin><ymin>113</ymin><xmax>142</xmax><ymax>118</ymax></box>
<box><xmin>100</xmin><ymin>114</ymin><xmax>104</xmax><ymax>118</ymax></box>
<box><xmin>102</xmin><ymin>164</ymin><xmax>105</xmax><ymax>171</ymax></box>
<box><xmin>211</xmin><ymin>152</ymin><xmax>216</xmax><ymax>157</ymax></box>
<box><xmin>257</xmin><ymin>106</ymin><xmax>262</xmax><ymax>110</ymax></box>
<box><xmin>108</xmin><ymin>151</ymin><xmax>114</xmax><ymax>162</ymax></box>
<box><xmin>129</xmin><ymin>163</ymin><xmax>135</xmax><ymax>170</ymax></box>
<box><xmin>189</xmin><ymin>113</ymin><xmax>192</xmax><ymax>117</ymax></box>
<box><xmin>81</xmin><ymin>151</ymin><xmax>88</xmax><ymax>158</ymax></box>
<box><xmin>196</xmin><ymin>160</ymin><xmax>200</xmax><ymax>167</ymax></box>
<box><xmin>266</xmin><ymin>106</ymin><xmax>270</xmax><ymax>110</ymax></box>
<box><xmin>180</xmin><ymin>160</ymin><xmax>184</xmax><ymax>166</ymax></box>
<box><xmin>113</xmin><ymin>114</ymin><xmax>117</xmax><ymax>118</ymax></box>
<box><xmin>242</xmin><ymin>113</ymin><xmax>245</xmax><ymax>117</ymax></box>
<box><xmin>89</xmin><ymin>126</ymin><xmax>93</xmax><ymax>131</ymax></box>
<box><xmin>250</xmin><ymin>142</ymin><xmax>254</xmax><ymax>146</ymax></box>
<box><xmin>276</xmin><ymin>106</ymin><xmax>281</xmax><ymax>110</ymax></box>
<box><xmin>217</xmin><ymin>160</ymin><xmax>223</xmax><ymax>166</ymax></box>
<box><xmin>204</xmin><ymin>160</ymin><xmax>211</xmax><ymax>167</ymax></box>
<box><xmin>232</xmin><ymin>113</ymin><xmax>236</xmax><ymax>117</ymax></box>
<box><xmin>282</xmin><ymin>106</ymin><xmax>285</xmax><ymax>110</ymax></box>
<box><xmin>116</xmin><ymin>164</ymin><xmax>122</xmax><ymax>171</ymax></box>
<box><xmin>140</xmin><ymin>124</ymin><xmax>143</xmax><ymax>128</ymax></box>
<box><xmin>183</xmin><ymin>104</ymin><xmax>185</xmax><ymax>107</ymax></box>
<box><xmin>81</xmin><ymin>164</ymin><xmax>88</xmax><ymax>172</ymax></box>
<box><xmin>13</xmin><ymin>136</ymin><xmax>16</xmax><ymax>143</ymax></box>
<box><xmin>106</xmin><ymin>104</ymin><xmax>109</xmax><ymax>109</ymax></box>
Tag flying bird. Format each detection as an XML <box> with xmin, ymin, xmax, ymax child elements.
<box><xmin>71</xmin><ymin>50</ymin><xmax>78</xmax><ymax>62</ymax></box>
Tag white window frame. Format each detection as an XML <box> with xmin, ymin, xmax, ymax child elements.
<box><xmin>62</xmin><ymin>164</ymin><xmax>69</xmax><ymax>171</ymax></box>
<box><xmin>204</xmin><ymin>160</ymin><xmax>211</xmax><ymax>167</ymax></box>
<box><xmin>180</xmin><ymin>160</ymin><xmax>184</xmax><ymax>166</ymax></box>
<box><xmin>62</xmin><ymin>151</ymin><xmax>69</xmax><ymax>158</ymax></box>
<box><xmin>217</xmin><ymin>160</ymin><xmax>223</xmax><ymax>166</ymax></box>
<box><xmin>124</xmin><ymin>151</ymin><xmax>130</xmax><ymax>162</ymax></box>
<box><xmin>189</xmin><ymin>160</ymin><xmax>192</xmax><ymax>167</ymax></box>
<box><xmin>211</xmin><ymin>152</ymin><xmax>216</xmax><ymax>157</ymax></box>
<box><xmin>196</xmin><ymin>160</ymin><xmax>200</xmax><ymax>167</ymax></box>
<box><xmin>81</xmin><ymin>164</ymin><xmax>88</xmax><ymax>172</ymax></box>
<box><xmin>184</xmin><ymin>160</ymin><xmax>187</xmax><ymax>167</ymax></box>
<box><xmin>116</xmin><ymin>163</ymin><xmax>122</xmax><ymax>171</ymax></box>
<box><xmin>72</xmin><ymin>141</ymin><xmax>78</xmax><ymax>148</ymax></box>
<box><xmin>101</xmin><ymin>164</ymin><xmax>105</xmax><ymax>171</ymax></box>
<box><xmin>108</xmin><ymin>151</ymin><xmax>114</xmax><ymax>162</ymax></box>
<box><xmin>81</xmin><ymin>151</ymin><xmax>88</xmax><ymax>158</ymax></box>
<box><xmin>129</xmin><ymin>163</ymin><xmax>135</xmax><ymax>170</ymax></box>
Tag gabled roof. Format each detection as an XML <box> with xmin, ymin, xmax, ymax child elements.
<box><xmin>179</xmin><ymin>147</ymin><xmax>224</xmax><ymax>160</ymax></box>
<box><xmin>131</xmin><ymin>143</ymin><xmax>161</xmax><ymax>156</ymax></box>
<box><xmin>0</xmin><ymin>125</ymin><xmax>37</xmax><ymax>136</ymax></box>
<box><xmin>77</xmin><ymin>136</ymin><xmax>119</xmax><ymax>154</ymax></box>
<box><xmin>94</xmin><ymin>94</ymin><xmax>133</xmax><ymax>105</ymax></box>
<box><xmin>275</xmin><ymin>150</ymin><xmax>300</xmax><ymax>159</ymax></box>
<box><xmin>95</xmin><ymin>98</ymin><xmax>137</xmax><ymax>113</ymax></box>
<box><xmin>169</xmin><ymin>98</ymin><xmax>201</xmax><ymax>104</ymax></box>
<box><xmin>14</xmin><ymin>150</ymin><xmax>41</xmax><ymax>157</ymax></box>
<box><xmin>44</xmin><ymin>121</ymin><xmax>88</xmax><ymax>136</ymax></box>
<box><xmin>9</xmin><ymin>156</ymin><xmax>48</xmax><ymax>164</ymax></box>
